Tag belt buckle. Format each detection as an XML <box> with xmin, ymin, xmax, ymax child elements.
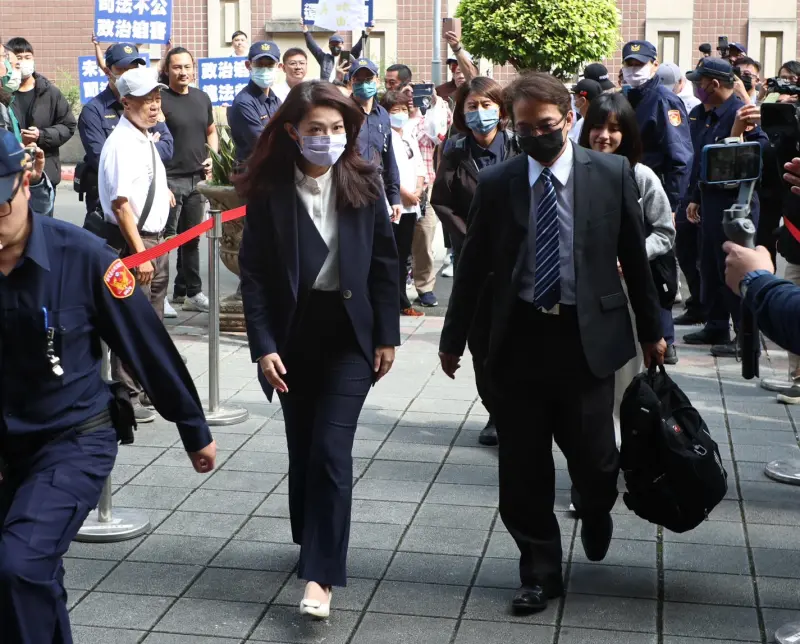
<box><xmin>536</xmin><ymin>303</ymin><xmax>560</xmax><ymax>315</ymax></box>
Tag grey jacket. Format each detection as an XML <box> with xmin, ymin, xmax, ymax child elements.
<box><xmin>634</xmin><ymin>162</ymin><xmax>675</xmax><ymax>260</ymax></box>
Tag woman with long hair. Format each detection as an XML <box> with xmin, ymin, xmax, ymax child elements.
<box><xmin>237</xmin><ymin>80</ymin><xmax>400</xmax><ymax>619</ymax></box>
<box><xmin>579</xmin><ymin>92</ymin><xmax>675</xmax><ymax>435</ymax></box>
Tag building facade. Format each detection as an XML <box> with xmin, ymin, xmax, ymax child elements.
<box><xmin>2</xmin><ymin>0</ymin><xmax>799</xmax><ymax>88</ymax></box>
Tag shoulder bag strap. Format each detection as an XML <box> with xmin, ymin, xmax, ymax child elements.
<box><xmin>137</xmin><ymin>142</ymin><xmax>157</xmax><ymax>232</ymax></box>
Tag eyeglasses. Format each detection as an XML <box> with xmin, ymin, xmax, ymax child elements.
<box><xmin>0</xmin><ymin>173</ymin><xmax>23</xmax><ymax>216</ymax></box>
<box><xmin>286</xmin><ymin>61</ymin><xmax>307</xmax><ymax>68</ymax></box>
<box><xmin>514</xmin><ymin>115</ymin><xmax>566</xmax><ymax>137</ymax></box>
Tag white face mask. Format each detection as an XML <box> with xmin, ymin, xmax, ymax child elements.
<box><xmin>622</xmin><ymin>64</ymin><xmax>652</xmax><ymax>88</ymax></box>
<box><xmin>18</xmin><ymin>59</ymin><xmax>34</xmax><ymax>79</ymax></box>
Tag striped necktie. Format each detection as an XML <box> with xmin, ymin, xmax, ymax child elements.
<box><xmin>533</xmin><ymin>167</ymin><xmax>561</xmax><ymax>310</ymax></box>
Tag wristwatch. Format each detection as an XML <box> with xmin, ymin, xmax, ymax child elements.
<box><xmin>739</xmin><ymin>269</ymin><xmax>773</xmax><ymax>298</ymax></box>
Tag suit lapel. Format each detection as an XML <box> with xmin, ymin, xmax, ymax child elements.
<box><xmin>268</xmin><ymin>187</ymin><xmax>300</xmax><ymax>299</ymax></box>
<box><xmin>571</xmin><ymin>143</ymin><xmax>592</xmax><ymax>283</ymax></box>
<box><xmin>508</xmin><ymin>154</ymin><xmax>531</xmax><ymax>231</ymax></box>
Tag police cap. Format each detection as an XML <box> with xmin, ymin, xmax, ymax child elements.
<box><xmin>686</xmin><ymin>57</ymin><xmax>735</xmax><ymax>83</ymax></box>
<box><xmin>623</xmin><ymin>40</ymin><xmax>658</xmax><ymax>64</ymax></box>
<box><xmin>249</xmin><ymin>41</ymin><xmax>281</xmax><ymax>62</ymax></box>
<box><xmin>350</xmin><ymin>57</ymin><xmax>378</xmax><ymax>77</ymax></box>
<box><xmin>105</xmin><ymin>43</ymin><xmax>146</xmax><ymax>69</ymax></box>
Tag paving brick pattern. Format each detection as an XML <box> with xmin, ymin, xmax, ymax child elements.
<box><xmin>67</xmin><ymin>316</ymin><xmax>800</xmax><ymax>643</ymax></box>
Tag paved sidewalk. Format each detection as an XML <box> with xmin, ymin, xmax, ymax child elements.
<box><xmin>66</xmin><ymin>316</ymin><xmax>800</xmax><ymax>644</ymax></box>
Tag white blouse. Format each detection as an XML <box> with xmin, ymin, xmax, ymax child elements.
<box><xmin>295</xmin><ymin>165</ymin><xmax>340</xmax><ymax>291</ymax></box>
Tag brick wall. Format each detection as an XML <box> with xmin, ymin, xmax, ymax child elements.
<box><xmin>251</xmin><ymin>0</ymin><xmax>270</xmax><ymax>41</ymax></box>
<box><xmin>608</xmin><ymin>0</ymin><xmax>647</xmax><ymax>76</ymax></box>
<box><xmin>396</xmin><ymin>0</ymin><xmax>448</xmax><ymax>79</ymax></box>
<box><xmin>0</xmin><ymin>0</ymin><xmax>96</xmax><ymax>86</ymax></box>
<box><xmin>692</xmin><ymin>0</ymin><xmax>749</xmax><ymax>66</ymax></box>
<box><xmin>171</xmin><ymin>0</ymin><xmax>209</xmax><ymax>56</ymax></box>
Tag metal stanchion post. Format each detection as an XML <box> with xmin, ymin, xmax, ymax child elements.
<box><xmin>775</xmin><ymin>622</ymin><xmax>800</xmax><ymax>643</ymax></box>
<box><xmin>75</xmin><ymin>343</ymin><xmax>151</xmax><ymax>542</ymax></box>
<box><xmin>765</xmin><ymin>457</ymin><xmax>800</xmax><ymax>485</ymax></box>
<box><xmin>205</xmin><ymin>209</ymin><xmax>248</xmax><ymax>425</ymax></box>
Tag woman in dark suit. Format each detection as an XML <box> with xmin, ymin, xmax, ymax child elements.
<box><xmin>236</xmin><ymin>80</ymin><xmax>400</xmax><ymax>619</ymax></box>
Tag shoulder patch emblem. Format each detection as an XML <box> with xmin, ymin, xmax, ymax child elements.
<box><xmin>104</xmin><ymin>259</ymin><xmax>136</xmax><ymax>299</ymax></box>
<box><xmin>668</xmin><ymin>109</ymin><xmax>682</xmax><ymax>126</ymax></box>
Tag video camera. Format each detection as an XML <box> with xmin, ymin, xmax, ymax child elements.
<box><xmin>760</xmin><ymin>78</ymin><xmax>800</xmax><ymax>166</ymax></box>
<box><xmin>699</xmin><ymin>36</ymin><xmax>733</xmax><ymax>60</ymax></box>
<box><xmin>700</xmin><ymin>139</ymin><xmax>762</xmax><ymax>379</ymax></box>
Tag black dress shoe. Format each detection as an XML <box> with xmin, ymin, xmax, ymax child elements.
<box><xmin>710</xmin><ymin>339</ymin><xmax>738</xmax><ymax>358</ymax></box>
<box><xmin>663</xmin><ymin>344</ymin><xmax>678</xmax><ymax>365</ymax></box>
<box><xmin>673</xmin><ymin>310</ymin><xmax>705</xmax><ymax>326</ymax></box>
<box><xmin>683</xmin><ymin>328</ymin><xmax>731</xmax><ymax>346</ymax></box>
<box><xmin>478</xmin><ymin>416</ymin><xmax>498</xmax><ymax>446</ymax></box>
<box><xmin>511</xmin><ymin>581</ymin><xmax>564</xmax><ymax>614</ymax></box>
<box><xmin>581</xmin><ymin>513</ymin><xmax>614</xmax><ymax>562</ymax></box>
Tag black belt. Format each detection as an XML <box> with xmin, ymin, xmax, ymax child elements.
<box><xmin>139</xmin><ymin>231</ymin><xmax>163</xmax><ymax>239</ymax></box>
<box><xmin>0</xmin><ymin>409</ymin><xmax>113</xmax><ymax>459</ymax></box>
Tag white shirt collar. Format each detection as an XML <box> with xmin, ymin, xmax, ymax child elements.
<box><xmin>527</xmin><ymin>139</ymin><xmax>574</xmax><ymax>188</ymax></box>
<box><xmin>294</xmin><ymin>164</ymin><xmax>334</xmax><ymax>191</ymax></box>
<box><xmin>118</xmin><ymin>115</ymin><xmax>155</xmax><ymax>143</ymax></box>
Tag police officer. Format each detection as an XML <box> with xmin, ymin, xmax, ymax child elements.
<box><xmin>682</xmin><ymin>58</ymin><xmax>769</xmax><ymax>356</ymax></box>
<box><xmin>77</xmin><ymin>44</ymin><xmax>173</xmax><ymax>214</ymax></box>
<box><xmin>349</xmin><ymin>58</ymin><xmax>401</xmax><ymax>219</ymax></box>
<box><xmin>0</xmin><ymin>129</ymin><xmax>217</xmax><ymax>643</ymax></box>
<box><xmin>228</xmin><ymin>41</ymin><xmax>283</xmax><ymax>164</ymax></box>
<box><xmin>622</xmin><ymin>40</ymin><xmax>694</xmax><ymax>364</ymax></box>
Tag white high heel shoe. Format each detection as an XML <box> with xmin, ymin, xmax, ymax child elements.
<box><xmin>299</xmin><ymin>583</ymin><xmax>332</xmax><ymax>619</ymax></box>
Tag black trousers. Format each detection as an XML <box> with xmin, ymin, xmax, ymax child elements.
<box><xmin>166</xmin><ymin>175</ymin><xmax>206</xmax><ymax>298</ymax></box>
<box><xmin>393</xmin><ymin>213</ymin><xmax>416</xmax><ymax>309</ymax></box>
<box><xmin>492</xmin><ymin>301</ymin><xmax>618</xmax><ymax>585</ymax></box>
<box><xmin>278</xmin><ymin>291</ymin><xmax>373</xmax><ymax>587</ymax></box>
<box><xmin>675</xmin><ymin>220</ymin><xmax>703</xmax><ymax>316</ymax></box>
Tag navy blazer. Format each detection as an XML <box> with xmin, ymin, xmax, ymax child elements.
<box><xmin>239</xmin><ymin>182</ymin><xmax>401</xmax><ymax>400</ymax></box>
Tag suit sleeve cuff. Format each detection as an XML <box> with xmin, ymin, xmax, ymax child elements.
<box><xmin>177</xmin><ymin>422</ymin><xmax>214</xmax><ymax>453</ymax></box>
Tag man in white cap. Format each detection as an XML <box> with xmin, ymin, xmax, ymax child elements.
<box><xmin>98</xmin><ymin>66</ymin><xmax>173</xmax><ymax>422</ymax></box>
<box><xmin>656</xmin><ymin>62</ymin><xmax>700</xmax><ymax>113</ymax></box>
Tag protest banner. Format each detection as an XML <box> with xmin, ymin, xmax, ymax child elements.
<box><xmin>197</xmin><ymin>57</ymin><xmax>250</xmax><ymax>107</ymax></box>
<box><xmin>301</xmin><ymin>0</ymin><xmax>373</xmax><ymax>29</ymax></box>
<box><xmin>94</xmin><ymin>0</ymin><xmax>172</xmax><ymax>45</ymax></box>
<box><xmin>78</xmin><ymin>52</ymin><xmax>151</xmax><ymax>104</ymax></box>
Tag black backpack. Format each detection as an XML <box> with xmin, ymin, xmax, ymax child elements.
<box><xmin>619</xmin><ymin>364</ymin><xmax>728</xmax><ymax>533</ymax></box>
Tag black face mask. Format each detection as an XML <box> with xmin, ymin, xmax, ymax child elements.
<box><xmin>517</xmin><ymin>125</ymin><xmax>566</xmax><ymax>165</ymax></box>
<box><xmin>331</xmin><ymin>46</ymin><xmax>342</xmax><ymax>56</ymax></box>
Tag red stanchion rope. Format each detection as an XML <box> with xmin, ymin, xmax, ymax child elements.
<box><xmin>121</xmin><ymin>206</ymin><xmax>247</xmax><ymax>269</ymax></box>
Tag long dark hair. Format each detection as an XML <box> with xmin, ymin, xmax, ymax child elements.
<box><xmin>159</xmin><ymin>47</ymin><xmax>195</xmax><ymax>84</ymax></box>
<box><xmin>453</xmin><ymin>76</ymin><xmax>508</xmax><ymax>134</ymax></box>
<box><xmin>578</xmin><ymin>92</ymin><xmax>643</xmax><ymax>167</ymax></box>
<box><xmin>235</xmin><ymin>80</ymin><xmax>382</xmax><ymax>209</ymax></box>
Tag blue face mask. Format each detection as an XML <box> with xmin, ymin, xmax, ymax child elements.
<box><xmin>352</xmin><ymin>80</ymin><xmax>377</xmax><ymax>100</ymax></box>
<box><xmin>390</xmin><ymin>112</ymin><xmax>409</xmax><ymax>129</ymax></box>
<box><xmin>465</xmin><ymin>107</ymin><xmax>500</xmax><ymax>135</ymax></box>
<box><xmin>250</xmin><ymin>66</ymin><xmax>275</xmax><ymax>89</ymax></box>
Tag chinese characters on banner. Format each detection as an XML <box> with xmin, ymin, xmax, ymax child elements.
<box><xmin>302</xmin><ymin>0</ymin><xmax>373</xmax><ymax>30</ymax></box>
<box><xmin>78</xmin><ymin>53</ymin><xmax>151</xmax><ymax>104</ymax></box>
<box><xmin>197</xmin><ymin>57</ymin><xmax>250</xmax><ymax>107</ymax></box>
<box><xmin>94</xmin><ymin>0</ymin><xmax>172</xmax><ymax>45</ymax></box>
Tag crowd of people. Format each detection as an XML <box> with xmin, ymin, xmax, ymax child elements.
<box><xmin>1</xmin><ymin>22</ymin><xmax>800</xmax><ymax>643</ymax></box>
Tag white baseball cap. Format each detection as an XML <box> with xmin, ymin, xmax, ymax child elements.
<box><xmin>116</xmin><ymin>67</ymin><xmax>166</xmax><ymax>98</ymax></box>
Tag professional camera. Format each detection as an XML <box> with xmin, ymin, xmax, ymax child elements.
<box><xmin>700</xmin><ymin>139</ymin><xmax>762</xmax><ymax>379</ymax></box>
<box><xmin>761</xmin><ymin>78</ymin><xmax>800</xmax><ymax>163</ymax></box>
<box><xmin>699</xmin><ymin>43</ymin><xmax>713</xmax><ymax>57</ymax></box>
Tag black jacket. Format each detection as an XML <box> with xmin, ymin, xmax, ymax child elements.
<box><xmin>12</xmin><ymin>73</ymin><xmax>77</xmax><ymax>186</ymax></box>
<box><xmin>239</xmin><ymin>182</ymin><xmax>401</xmax><ymax>401</ymax></box>
<box><xmin>440</xmin><ymin>145</ymin><xmax>663</xmax><ymax>380</ymax></box>
<box><xmin>430</xmin><ymin>130</ymin><xmax>519</xmax><ymax>240</ymax></box>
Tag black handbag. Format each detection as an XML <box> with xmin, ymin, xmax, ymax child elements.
<box><xmin>649</xmin><ymin>248</ymin><xmax>678</xmax><ymax>308</ymax></box>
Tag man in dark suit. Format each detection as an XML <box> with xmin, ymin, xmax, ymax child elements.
<box><xmin>439</xmin><ymin>72</ymin><xmax>665</xmax><ymax>614</ymax></box>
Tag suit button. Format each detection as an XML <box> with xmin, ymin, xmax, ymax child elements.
<box><xmin>342</xmin><ymin>289</ymin><xmax>352</xmax><ymax>300</ymax></box>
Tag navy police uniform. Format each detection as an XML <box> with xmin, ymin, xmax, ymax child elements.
<box><xmin>77</xmin><ymin>44</ymin><xmax>173</xmax><ymax>213</ymax></box>
<box><xmin>685</xmin><ymin>59</ymin><xmax>769</xmax><ymax>334</ymax></box>
<box><xmin>350</xmin><ymin>58</ymin><xmax>401</xmax><ymax>207</ymax></box>
<box><xmin>623</xmin><ymin>42</ymin><xmax>693</xmax><ymax>212</ymax></box>
<box><xmin>228</xmin><ymin>41</ymin><xmax>283</xmax><ymax>163</ymax></box>
<box><xmin>0</xmin><ymin>131</ymin><xmax>211</xmax><ymax>643</ymax></box>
